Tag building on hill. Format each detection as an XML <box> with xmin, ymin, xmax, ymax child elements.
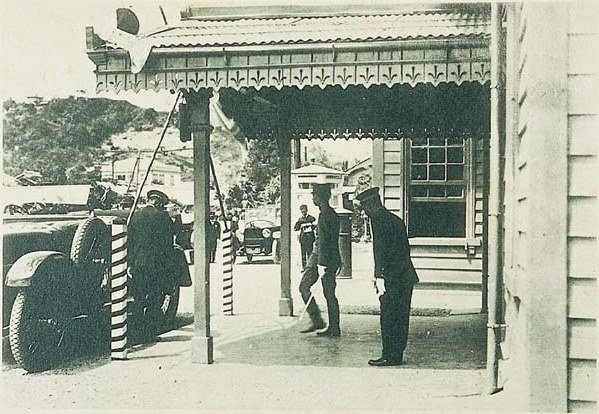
<box><xmin>100</xmin><ymin>156</ymin><xmax>182</xmax><ymax>188</ymax></box>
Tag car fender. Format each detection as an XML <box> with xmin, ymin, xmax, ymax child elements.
<box><xmin>5</xmin><ymin>251</ymin><xmax>68</xmax><ymax>288</ymax></box>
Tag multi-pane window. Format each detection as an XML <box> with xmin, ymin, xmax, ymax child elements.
<box><xmin>408</xmin><ymin>137</ymin><xmax>468</xmax><ymax>238</ymax></box>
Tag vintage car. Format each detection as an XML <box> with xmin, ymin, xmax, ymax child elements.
<box><xmin>2</xmin><ymin>185</ymin><xmax>191</xmax><ymax>372</ymax></box>
<box><xmin>239</xmin><ymin>219</ymin><xmax>281</xmax><ymax>263</ymax></box>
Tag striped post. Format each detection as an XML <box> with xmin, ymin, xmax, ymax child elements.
<box><xmin>221</xmin><ymin>227</ymin><xmax>234</xmax><ymax>315</ymax></box>
<box><xmin>110</xmin><ymin>220</ymin><xmax>128</xmax><ymax>360</ymax></box>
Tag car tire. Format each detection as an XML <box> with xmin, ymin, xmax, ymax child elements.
<box><xmin>70</xmin><ymin>217</ymin><xmax>110</xmax><ymax>311</ymax></box>
<box><xmin>9</xmin><ymin>290</ymin><xmax>68</xmax><ymax>372</ymax></box>
<box><xmin>70</xmin><ymin>217</ymin><xmax>110</xmax><ymax>265</ymax></box>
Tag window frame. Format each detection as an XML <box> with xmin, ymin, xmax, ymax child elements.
<box><xmin>403</xmin><ymin>136</ymin><xmax>476</xmax><ymax>240</ymax></box>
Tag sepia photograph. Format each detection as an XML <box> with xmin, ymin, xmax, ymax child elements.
<box><xmin>1</xmin><ymin>0</ymin><xmax>597</xmax><ymax>412</ymax></box>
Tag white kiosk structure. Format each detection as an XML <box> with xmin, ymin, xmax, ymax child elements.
<box><xmin>290</xmin><ymin>164</ymin><xmax>346</xmax><ymax>214</ymax></box>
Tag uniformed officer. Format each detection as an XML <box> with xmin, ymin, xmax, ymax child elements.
<box><xmin>293</xmin><ymin>204</ymin><xmax>316</xmax><ymax>268</ymax></box>
<box><xmin>355</xmin><ymin>187</ymin><xmax>419</xmax><ymax>366</ymax></box>
<box><xmin>299</xmin><ymin>183</ymin><xmax>342</xmax><ymax>337</ymax></box>
<box><xmin>128</xmin><ymin>190</ymin><xmax>176</xmax><ymax>282</ymax></box>
<box><xmin>207</xmin><ymin>212</ymin><xmax>221</xmax><ymax>263</ymax></box>
<box><xmin>128</xmin><ymin>189</ymin><xmax>177</xmax><ymax>338</ymax></box>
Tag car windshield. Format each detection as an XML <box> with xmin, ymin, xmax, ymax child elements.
<box><xmin>246</xmin><ymin>220</ymin><xmax>274</xmax><ymax>228</ymax></box>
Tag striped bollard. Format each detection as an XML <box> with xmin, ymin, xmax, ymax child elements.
<box><xmin>222</xmin><ymin>227</ymin><xmax>234</xmax><ymax>315</ymax></box>
<box><xmin>110</xmin><ymin>220</ymin><xmax>128</xmax><ymax>360</ymax></box>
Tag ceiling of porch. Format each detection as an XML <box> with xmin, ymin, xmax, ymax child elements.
<box><xmin>217</xmin><ymin>82</ymin><xmax>490</xmax><ymax>140</ymax></box>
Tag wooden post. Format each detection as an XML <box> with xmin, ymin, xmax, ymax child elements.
<box><xmin>188</xmin><ymin>89</ymin><xmax>214</xmax><ymax>364</ymax></box>
<box><xmin>278</xmin><ymin>135</ymin><xmax>293</xmax><ymax>316</ymax></box>
<box><xmin>293</xmin><ymin>139</ymin><xmax>301</xmax><ymax>168</ymax></box>
<box><xmin>522</xmin><ymin>4</ymin><xmax>568</xmax><ymax>410</ymax></box>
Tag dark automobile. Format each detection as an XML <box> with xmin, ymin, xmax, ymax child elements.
<box><xmin>2</xmin><ymin>186</ymin><xmax>191</xmax><ymax>372</ymax></box>
<box><xmin>239</xmin><ymin>219</ymin><xmax>280</xmax><ymax>263</ymax></box>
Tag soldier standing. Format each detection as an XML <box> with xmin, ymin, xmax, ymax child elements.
<box><xmin>294</xmin><ymin>204</ymin><xmax>316</xmax><ymax>269</ymax></box>
<box><xmin>299</xmin><ymin>184</ymin><xmax>341</xmax><ymax>337</ymax></box>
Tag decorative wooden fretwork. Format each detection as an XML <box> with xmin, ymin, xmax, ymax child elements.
<box><xmin>91</xmin><ymin>42</ymin><xmax>491</xmax><ymax>93</ymax></box>
<box><xmin>290</xmin><ymin>127</ymin><xmax>486</xmax><ymax>141</ymax></box>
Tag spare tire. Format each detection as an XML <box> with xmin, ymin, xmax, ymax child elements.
<box><xmin>70</xmin><ymin>217</ymin><xmax>110</xmax><ymax>265</ymax></box>
<box><xmin>70</xmin><ymin>217</ymin><xmax>111</xmax><ymax>312</ymax></box>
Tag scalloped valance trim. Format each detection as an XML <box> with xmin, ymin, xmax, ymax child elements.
<box><xmin>93</xmin><ymin>44</ymin><xmax>490</xmax><ymax>93</ymax></box>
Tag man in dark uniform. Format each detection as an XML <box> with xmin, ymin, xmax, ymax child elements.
<box><xmin>294</xmin><ymin>204</ymin><xmax>316</xmax><ymax>269</ymax></box>
<box><xmin>355</xmin><ymin>187</ymin><xmax>419</xmax><ymax>366</ymax></box>
<box><xmin>207</xmin><ymin>212</ymin><xmax>221</xmax><ymax>263</ymax></box>
<box><xmin>128</xmin><ymin>190</ymin><xmax>176</xmax><ymax>337</ymax></box>
<box><xmin>299</xmin><ymin>184</ymin><xmax>342</xmax><ymax>337</ymax></box>
<box><xmin>128</xmin><ymin>190</ymin><xmax>176</xmax><ymax>290</ymax></box>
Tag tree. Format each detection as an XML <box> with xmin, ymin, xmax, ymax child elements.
<box><xmin>302</xmin><ymin>142</ymin><xmax>344</xmax><ymax>170</ymax></box>
<box><xmin>2</xmin><ymin>97</ymin><xmax>166</xmax><ymax>184</ymax></box>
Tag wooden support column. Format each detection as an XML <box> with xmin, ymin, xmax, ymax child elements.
<box><xmin>188</xmin><ymin>89</ymin><xmax>214</xmax><ymax>364</ymax></box>
<box><xmin>523</xmin><ymin>4</ymin><xmax>568</xmax><ymax>410</ymax></box>
<box><xmin>278</xmin><ymin>135</ymin><xmax>293</xmax><ymax>316</ymax></box>
<box><xmin>292</xmin><ymin>139</ymin><xmax>301</xmax><ymax>168</ymax></box>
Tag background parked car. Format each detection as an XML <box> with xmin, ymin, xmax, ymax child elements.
<box><xmin>239</xmin><ymin>219</ymin><xmax>280</xmax><ymax>263</ymax></box>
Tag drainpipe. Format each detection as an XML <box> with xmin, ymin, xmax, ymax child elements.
<box><xmin>486</xmin><ymin>3</ymin><xmax>504</xmax><ymax>395</ymax></box>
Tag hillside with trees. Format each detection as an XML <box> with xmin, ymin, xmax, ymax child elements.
<box><xmin>3</xmin><ymin>97</ymin><xmax>166</xmax><ymax>184</ymax></box>
<box><xmin>3</xmin><ymin>96</ymin><xmax>347</xmax><ymax>211</ymax></box>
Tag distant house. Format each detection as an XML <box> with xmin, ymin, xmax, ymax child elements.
<box><xmin>100</xmin><ymin>156</ymin><xmax>182</xmax><ymax>188</ymax></box>
<box><xmin>344</xmin><ymin>157</ymin><xmax>372</xmax><ymax>187</ymax></box>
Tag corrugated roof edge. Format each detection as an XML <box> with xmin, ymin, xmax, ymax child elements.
<box><xmin>149</xmin><ymin>33</ymin><xmax>489</xmax><ymax>49</ymax></box>
<box><xmin>179</xmin><ymin>3</ymin><xmax>491</xmax><ymax>21</ymax></box>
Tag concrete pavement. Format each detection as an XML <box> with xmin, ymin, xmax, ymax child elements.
<box><xmin>1</xmin><ymin>243</ymin><xmax>514</xmax><ymax>412</ymax></box>
<box><xmin>2</xmin><ymin>312</ymin><xmax>511</xmax><ymax>412</ymax></box>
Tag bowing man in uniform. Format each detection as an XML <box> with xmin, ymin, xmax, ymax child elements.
<box><xmin>299</xmin><ymin>183</ymin><xmax>342</xmax><ymax>337</ymax></box>
<box><xmin>355</xmin><ymin>187</ymin><xmax>419</xmax><ymax>366</ymax></box>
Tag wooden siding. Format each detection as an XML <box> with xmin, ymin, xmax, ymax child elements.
<box><xmin>568</xmin><ymin>359</ymin><xmax>598</xmax><ymax>402</ymax></box>
<box><xmin>566</xmin><ymin>2</ymin><xmax>598</xmax><ymax>409</ymax></box>
<box><xmin>568</xmin><ymin>319</ymin><xmax>597</xmax><ymax>360</ymax></box>
<box><xmin>382</xmin><ymin>139</ymin><xmax>404</xmax><ymax>216</ymax></box>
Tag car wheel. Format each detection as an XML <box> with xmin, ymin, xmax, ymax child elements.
<box><xmin>9</xmin><ymin>290</ymin><xmax>68</xmax><ymax>372</ymax></box>
<box><xmin>70</xmin><ymin>217</ymin><xmax>110</xmax><ymax>311</ymax></box>
<box><xmin>70</xmin><ymin>217</ymin><xmax>110</xmax><ymax>265</ymax></box>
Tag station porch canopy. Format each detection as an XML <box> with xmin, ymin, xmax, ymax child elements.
<box><xmin>86</xmin><ymin>3</ymin><xmax>491</xmax><ymax>139</ymax></box>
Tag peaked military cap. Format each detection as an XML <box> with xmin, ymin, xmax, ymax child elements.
<box><xmin>147</xmin><ymin>189</ymin><xmax>169</xmax><ymax>204</ymax></box>
<box><xmin>355</xmin><ymin>187</ymin><xmax>381</xmax><ymax>203</ymax></box>
<box><xmin>312</xmin><ymin>183</ymin><xmax>332</xmax><ymax>197</ymax></box>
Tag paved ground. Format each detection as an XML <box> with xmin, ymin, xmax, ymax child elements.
<box><xmin>2</xmin><ymin>312</ymin><xmax>510</xmax><ymax>412</ymax></box>
<box><xmin>1</xmin><ymin>243</ymin><xmax>514</xmax><ymax>412</ymax></box>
